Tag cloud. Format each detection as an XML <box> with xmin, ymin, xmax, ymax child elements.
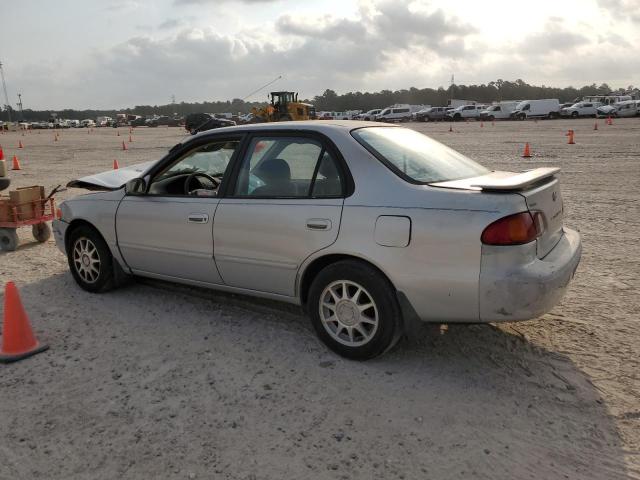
<box><xmin>596</xmin><ymin>0</ymin><xmax>640</xmax><ymax>22</ymax></box>
<box><xmin>174</xmin><ymin>0</ymin><xmax>276</xmax><ymax>3</ymax></box>
<box><xmin>158</xmin><ymin>18</ymin><xmax>185</xmax><ymax>30</ymax></box>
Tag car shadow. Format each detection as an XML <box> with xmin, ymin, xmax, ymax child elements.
<box><xmin>0</xmin><ymin>273</ymin><xmax>632</xmax><ymax>480</ymax></box>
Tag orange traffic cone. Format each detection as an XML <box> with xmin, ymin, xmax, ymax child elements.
<box><xmin>128</xmin><ymin>134</ymin><xmax>132</xmax><ymax>143</ymax></box>
<box><xmin>11</xmin><ymin>155</ymin><xmax>21</xmax><ymax>170</ymax></box>
<box><xmin>448</xmin><ymin>124</ymin><xmax>453</xmax><ymax>132</ymax></box>
<box><xmin>113</xmin><ymin>159</ymin><xmax>119</xmax><ymax>169</ymax></box>
<box><xmin>594</xmin><ymin>122</ymin><xmax>598</xmax><ymax>131</ymax></box>
<box><xmin>480</xmin><ymin>121</ymin><xmax>484</xmax><ymax>128</ymax></box>
<box><xmin>0</xmin><ymin>282</ymin><xmax>49</xmax><ymax>363</ymax></box>
<box><xmin>54</xmin><ymin>134</ymin><xmax>58</xmax><ymax>142</ymax></box>
<box><xmin>0</xmin><ymin>146</ymin><xmax>4</xmax><ymax>161</ymax></box>
<box><xmin>567</xmin><ymin>129</ymin><xmax>575</xmax><ymax>144</ymax></box>
<box><xmin>492</xmin><ymin>120</ymin><xmax>495</xmax><ymax>126</ymax></box>
<box><xmin>122</xmin><ymin>141</ymin><xmax>127</xmax><ymax>151</ymax></box>
<box><xmin>18</xmin><ymin>140</ymin><xmax>23</xmax><ymax>149</ymax></box>
<box><xmin>117</xmin><ymin>131</ymin><xmax>120</xmax><ymax>136</ymax></box>
<box><xmin>522</xmin><ymin>143</ymin><xmax>531</xmax><ymax>158</ymax></box>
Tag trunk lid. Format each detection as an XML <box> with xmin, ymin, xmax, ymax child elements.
<box><xmin>431</xmin><ymin>168</ymin><xmax>564</xmax><ymax>258</ymax></box>
<box><xmin>66</xmin><ymin>160</ymin><xmax>156</xmax><ymax>191</ymax></box>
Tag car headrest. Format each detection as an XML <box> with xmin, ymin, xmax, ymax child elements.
<box><xmin>255</xmin><ymin>158</ymin><xmax>291</xmax><ymax>182</ymax></box>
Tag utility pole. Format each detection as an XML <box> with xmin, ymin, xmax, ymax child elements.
<box><xmin>0</xmin><ymin>61</ymin><xmax>12</xmax><ymax>123</ymax></box>
<box><xmin>17</xmin><ymin>93</ymin><xmax>23</xmax><ymax>121</ymax></box>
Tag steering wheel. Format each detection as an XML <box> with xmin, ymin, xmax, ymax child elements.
<box><xmin>184</xmin><ymin>172</ymin><xmax>220</xmax><ymax>195</ymax></box>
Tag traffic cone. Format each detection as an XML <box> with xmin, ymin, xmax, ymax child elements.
<box><xmin>122</xmin><ymin>141</ymin><xmax>127</xmax><ymax>151</ymax></box>
<box><xmin>594</xmin><ymin>122</ymin><xmax>598</xmax><ymax>131</ymax></box>
<box><xmin>492</xmin><ymin>120</ymin><xmax>495</xmax><ymax>126</ymax></box>
<box><xmin>480</xmin><ymin>121</ymin><xmax>484</xmax><ymax>128</ymax></box>
<box><xmin>522</xmin><ymin>143</ymin><xmax>531</xmax><ymax>158</ymax></box>
<box><xmin>448</xmin><ymin>124</ymin><xmax>453</xmax><ymax>132</ymax></box>
<box><xmin>0</xmin><ymin>282</ymin><xmax>49</xmax><ymax>363</ymax></box>
<box><xmin>607</xmin><ymin>116</ymin><xmax>613</xmax><ymax>125</ymax></box>
<box><xmin>11</xmin><ymin>155</ymin><xmax>21</xmax><ymax>170</ymax></box>
<box><xmin>113</xmin><ymin>159</ymin><xmax>119</xmax><ymax>169</ymax></box>
<box><xmin>0</xmin><ymin>146</ymin><xmax>4</xmax><ymax>161</ymax></box>
<box><xmin>54</xmin><ymin>134</ymin><xmax>58</xmax><ymax>142</ymax></box>
<box><xmin>567</xmin><ymin>129</ymin><xmax>575</xmax><ymax>144</ymax></box>
<box><xmin>128</xmin><ymin>134</ymin><xmax>132</xmax><ymax>143</ymax></box>
<box><xmin>117</xmin><ymin>131</ymin><xmax>120</xmax><ymax>136</ymax></box>
<box><xmin>18</xmin><ymin>140</ymin><xmax>23</xmax><ymax>149</ymax></box>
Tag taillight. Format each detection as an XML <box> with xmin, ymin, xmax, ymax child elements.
<box><xmin>55</xmin><ymin>208</ymin><xmax>63</xmax><ymax>219</ymax></box>
<box><xmin>481</xmin><ymin>212</ymin><xmax>544</xmax><ymax>245</ymax></box>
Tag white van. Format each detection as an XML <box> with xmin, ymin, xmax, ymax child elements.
<box><xmin>480</xmin><ymin>101</ymin><xmax>520</xmax><ymax>120</ymax></box>
<box><xmin>510</xmin><ymin>99</ymin><xmax>560</xmax><ymax>120</ymax></box>
<box><xmin>376</xmin><ymin>104</ymin><xmax>426</xmax><ymax>122</ymax></box>
<box><xmin>560</xmin><ymin>101</ymin><xmax>602</xmax><ymax>118</ymax></box>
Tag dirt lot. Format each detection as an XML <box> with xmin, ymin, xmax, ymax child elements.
<box><xmin>1</xmin><ymin>119</ymin><xmax>638</xmax><ymax>479</ymax></box>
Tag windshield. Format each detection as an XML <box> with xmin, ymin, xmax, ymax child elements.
<box><xmin>352</xmin><ymin>127</ymin><xmax>489</xmax><ymax>184</ymax></box>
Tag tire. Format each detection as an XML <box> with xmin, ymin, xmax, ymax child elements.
<box><xmin>453</xmin><ymin>113</ymin><xmax>461</xmax><ymax>121</ymax></box>
<box><xmin>67</xmin><ymin>225</ymin><xmax>116</xmax><ymax>293</ymax></box>
<box><xmin>571</xmin><ymin>111</ymin><xmax>578</xmax><ymax>118</ymax></box>
<box><xmin>32</xmin><ymin>223</ymin><xmax>51</xmax><ymax>243</ymax></box>
<box><xmin>488</xmin><ymin>115</ymin><xmax>495</xmax><ymax>121</ymax></box>
<box><xmin>0</xmin><ymin>228</ymin><xmax>19</xmax><ymax>251</ymax></box>
<box><xmin>307</xmin><ymin>260</ymin><xmax>402</xmax><ymax>360</ymax></box>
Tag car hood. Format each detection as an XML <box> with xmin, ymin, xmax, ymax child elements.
<box><xmin>66</xmin><ymin>160</ymin><xmax>157</xmax><ymax>191</ymax></box>
<box><xmin>597</xmin><ymin>105</ymin><xmax>617</xmax><ymax>113</ymax></box>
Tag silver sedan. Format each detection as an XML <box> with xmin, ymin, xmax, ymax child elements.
<box><xmin>53</xmin><ymin>121</ymin><xmax>581</xmax><ymax>359</ymax></box>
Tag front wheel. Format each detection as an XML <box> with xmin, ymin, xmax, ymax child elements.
<box><xmin>308</xmin><ymin>260</ymin><xmax>401</xmax><ymax>360</ymax></box>
<box><xmin>0</xmin><ymin>228</ymin><xmax>19</xmax><ymax>251</ymax></box>
<box><xmin>67</xmin><ymin>226</ymin><xmax>116</xmax><ymax>293</ymax></box>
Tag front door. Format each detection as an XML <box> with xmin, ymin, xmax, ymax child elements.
<box><xmin>116</xmin><ymin>138</ymin><xmax>240</xmax><ymax>284</ymax></box>
<box><xmin>214</xmin><ymin>133</ymin><xmax>348</xmax><ymax>296</ymax></box>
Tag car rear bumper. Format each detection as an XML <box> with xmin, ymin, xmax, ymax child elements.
<box><xmin>478</xmin><ymin>228</ymin><xmax>581</xmax><ymax>322</ymax></box>
<box><xmin>52</xmin><ymin>218</ymin><xmax>68</xmax><ymax>255</ymax></box>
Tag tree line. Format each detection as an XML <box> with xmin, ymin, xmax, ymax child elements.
<box><xmin>1</xmin><ymin>79</ymin><xmax>634</xmax><ymax>121</ymax></box>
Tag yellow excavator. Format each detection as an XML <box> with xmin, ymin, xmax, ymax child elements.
<box><xmin>251</xmin><ymin>91</ymin><xmax>316</xmax><ymax>122</ymax></box>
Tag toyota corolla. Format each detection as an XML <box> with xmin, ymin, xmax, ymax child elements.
<box><xmin>53</xmin><ymin>121</ymin><xmax>581</xmax><ymax>359</ymax></box>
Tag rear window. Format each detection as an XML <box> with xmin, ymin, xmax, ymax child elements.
<box><xmin>351</xmin><ymin>127</ymin><xmax>489</xmax><ymax>184</ymax></box>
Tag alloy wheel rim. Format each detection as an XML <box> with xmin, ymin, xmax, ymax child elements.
<box><xmin>319</xmin><ymin>280</ymin><xmax>379</xmax><ymax>347</ymax></box>
<box><xmin>73</xmin><ymin>237</ymin><xmax>101</xmax><ymax>283</ymax></box>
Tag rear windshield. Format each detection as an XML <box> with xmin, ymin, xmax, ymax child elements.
<box><xmin>351</xmin><ymin>127</ymin><xmax>489</xmax><ymax>183</ymax></box>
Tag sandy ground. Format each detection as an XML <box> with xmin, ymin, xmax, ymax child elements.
<box><xmin>0</xmin><ymin>119</ymin><xmax>638</xmax><ymax>479</ymax></box>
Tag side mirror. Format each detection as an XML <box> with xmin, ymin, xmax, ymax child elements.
<box><xmin>124</xmin><ymin>178</ymin><xmax>147</xmax><ymax>195</ymax></box>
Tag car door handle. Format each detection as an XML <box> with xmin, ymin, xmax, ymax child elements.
<box><xmin>188</xmin><ymin>213</ymin><xmax>209</xmax><ymax>224</ymax></box>
<box><xmin>306</xmin><ymin>219</ymin><xmax>331</xmax><ymax>230</ymax></box>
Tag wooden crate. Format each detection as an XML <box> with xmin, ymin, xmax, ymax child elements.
<box><xmin>8</xmin><ymin>186</ymin><xmax>45</xmax><ymax>221</ymax></box>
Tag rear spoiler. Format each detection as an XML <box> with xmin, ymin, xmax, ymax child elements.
<box><xmin>431</xmin><ymin>168</ymin><xmax>560</xmax><ymax>192</ymax></box>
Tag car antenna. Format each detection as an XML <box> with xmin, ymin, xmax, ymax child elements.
<box><xmin>173</xmin><ymin>74</ymin><xmax>284</xmax><ymax>148</ymax></box>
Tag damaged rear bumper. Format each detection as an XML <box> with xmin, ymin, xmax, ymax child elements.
<box><xmin>479</xmin><ymin>228</ymin><xmax>581</xmax><ymax>322</ymax></box>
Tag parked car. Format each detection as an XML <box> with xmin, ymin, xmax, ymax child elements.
<box><xmin>446</xmin><ymin>104</ymin><xmax>487</xmax><ymax>121</ymax></box>
<box><xmin>80</xmin><ymin>119</ymin><xmax>96</xmax><ymax>128</ymax></box>
<box><xmin>596</xmin><ymin>100</ymin><xmax>638</xmax><ymax>118</ymax></box>
<box><xmin>55</xmin><ymin>121</ymin><xmax>581</xmax><ymax>360</ymax></box>
<box><xmin>357</xmin><ymin>109</ymin><xmax>382</xmax><ymax>121</ymax></box>
<box><xmin>184</xmin><ymin>113</ymin><xmax>235</xmax><ymax>134</ymax></box>
<box><xmin>560</xmin><ymin>101</ymin><xmax>602</xmax><ymax>118</ymax></box>
<box><xmin>414</xmin><ymin>107</ymin><xmax>450</xmax><ymax>122</ymax></box>
<box><xmin>479</xmin><ymin>102</ymin><xmax>520</xmax><ymax>121</ymax></box>
<box><xmin>510</xmin><ymin>99</ymin><xmax>560</xmax><ymax>120</ymax></box>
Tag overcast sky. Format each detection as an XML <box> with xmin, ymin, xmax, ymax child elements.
<box><xmin>1</xmin><ymin>0</ymin><xmax>638</xmax><ymax>110</ymax></box>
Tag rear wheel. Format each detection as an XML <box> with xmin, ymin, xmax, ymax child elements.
<box><xmin>308</xmin><ymin>260</ymin><xmax>401</xmax><ymax>360</ymax></box>
<box><xmin>67</xmin><ymin>226</ymin><xmax>116</xmax><ymax>293</ymax></box>
<box><xmin>0</xmin><ymin>228</ymin><xmax>19</xmax><ymax>251</ymax></box>
<box><xmin>32</xmin><ymin>223</ymin><xmax>51</xmax><ymax>243</ymax></box>
<box><xmin>571</xmin><ymin>111</ymin><xmax>579</xmax><ymax>118</ymax></box>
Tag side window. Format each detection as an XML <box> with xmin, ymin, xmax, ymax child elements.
<box><xmin>523</xmin><ymin>104</ymin><xmax>530</xmax><ymax>111</ymax></box>
<box><xmin>234</xmin><ymin>137</ymin><xmax>344</xmax><ymax>198</ymax></box>
<box><xmin>148</xmin><ymin>140</ymin><xmax>239</xmax><ymax>196</ymax></box>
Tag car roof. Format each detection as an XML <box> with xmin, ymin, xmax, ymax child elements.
<box><xmin>191</xmin><ymin>120</ymin><xmax>391</xmax><ymax>139</ymax></box>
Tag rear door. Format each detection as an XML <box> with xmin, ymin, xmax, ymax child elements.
<box><xmin>214</xmin><ymin>132</ymin><xmax>349</xmax><ymax>296</ymax></box>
